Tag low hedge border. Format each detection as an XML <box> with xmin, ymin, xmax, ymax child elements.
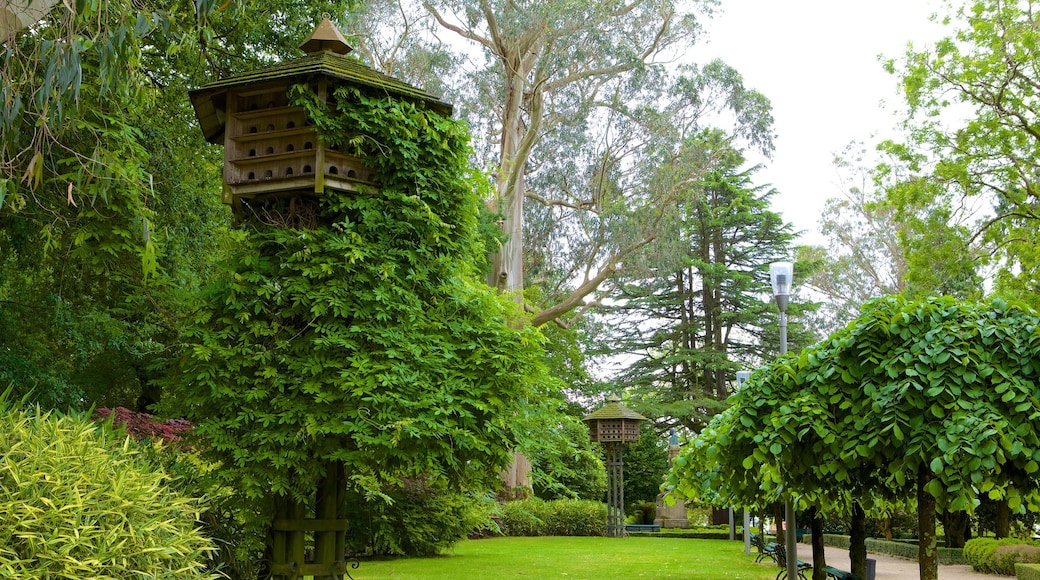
<box><xmin>626</xmin><ymin>530</ymin><xmax>732</xmax><ymax>540</ymax></box>
<box><xmin>1017</xmin><ymin>563</ymin><xmax>1040</xmax><ymax>579</ymax></box>
<box><xmin>817</xmin><ymin>534</ymin><xmax>965</xmax><ymax>565</ymax></box>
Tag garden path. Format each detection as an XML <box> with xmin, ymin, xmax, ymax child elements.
<box><xmin>820</xmin><ymin>544</ymin><xmax>991</xmax><ymax>580</ymax></box>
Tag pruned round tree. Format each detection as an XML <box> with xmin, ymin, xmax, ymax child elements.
<box><xmin>668</xmin><ymin>295</ymin><xmax>1040</xmax><ymax>580</ymax></box>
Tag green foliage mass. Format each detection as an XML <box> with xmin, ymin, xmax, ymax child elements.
<box><xmin>166</xmin><ymin>87</ymin><xmax>560</xmax><ymax>503</ymax></box>
<box><xmin>498</xmin><ymin>498</ymin><xmax>607</xmax><ymax>537</ymax></box>
<box><xmin>344</xmin><ymin>478</ymin><xmax>496</xmax><ymax>557</ymax></box>
<box><xmin>527</xmin><ymin>413</ymin><xmax>607</xmax><ymax>501</ymax></box>
<box><xmin>669</xmin><ymin>295</ymin><xmax>1040</xmax><ymax>514</ymax></box>
<box><xmin>883</xmin><ymin>0</ymin><xmax>1040</xmax><ymax>307</ymax></box>
<box><xmin>0</xmin><ymin>403</ymin><xmax>216</xmax><ymax>579</ymax></box>
<box><xmin>964</xmin><ymin>537</ymin><xmax>1040</xmax><ymax>575</ymax></box>
<box><xmin>619</xmin><ymin>422</ymin><xmax>669</xmax><ymax>506</ymax></box>
<box><xmin>1</xmin><ymin>0</ymin><xmax>362</xmax><ymax>411</ymax></box>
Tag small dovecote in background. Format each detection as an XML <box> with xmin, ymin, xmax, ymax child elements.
<box><xmin>189</xmin><ymin>16</ymin><xmax>453</xmax><ymax>217</ymax></box>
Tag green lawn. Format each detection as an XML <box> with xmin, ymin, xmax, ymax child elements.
<box><xmin>351</xmin><ymin>536</ymin><xmax>781</xmax><ymax>579</ymax></box>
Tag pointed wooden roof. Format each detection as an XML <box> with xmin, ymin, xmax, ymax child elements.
<box><xmin>583</xmin><ymin>395</ymin><xmax>648</xmax><ymax>422</ymax></box>
<box><xmin>189</xmin><ymin>18</ymin><xmax>452</xmax><ymax>144</ymax></box>
<box><xmin>299</xmin><ymin>16</ymin><xmax>352</xmax><ymax>55</ymax></box>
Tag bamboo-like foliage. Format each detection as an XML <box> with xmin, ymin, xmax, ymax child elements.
<box><xmin>0</xmin><ymin>404</ymin><xmax>216</xmax><ymax>579</ymax></box>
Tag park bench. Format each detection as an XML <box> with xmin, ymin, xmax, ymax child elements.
<box><xmin>773</xmin><ymin>542</ymin><xmax>812</xmax><ymax>580</ymax></box>
<box><xmin>820</xmin><ymin>565</ymin><xmax>858</xmax><ymax>580</ymax></box>
<box><xmin>624</xmin><ymin>524</ymin><xmax>660</xmax><ymax>533</ymax></box>
<box><xmin>751</xmin><ymin>533</ymin><xmax>778</xmax><ymax>564</ymax></box>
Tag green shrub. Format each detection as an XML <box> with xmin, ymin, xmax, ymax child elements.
<box><xmin>821</xmin><ymin>534</ymin><xmax>965</xmax><ymax>565</ymax></box>
<box><xmin>500</xmin><ymin>500</ymin><xmax>547</xmax><ymax>536</ymax></box>
<box><xmin>154</xmin><ymin>450</ymin><xmax>268</xmax><ymax>580</ymax></box>
<box><xmin>0</xmin><ymin>407</ymin><xmax>216</xmax><ymax>579</ymax></box>
<box><xmin>964</xmin><ymin>537</ymin><xmax>1034</xmax><ymax>573</ymax></box>
<box><xmin>345</xmin><ymin>478</ymin><xmax>495</xmax><ymax>557</ymax></box>
<box><xmin>545</xmin><ymin>500</ymin><xmax>608</xmax><ymax>536</ymax></box>
<box><xmin>1017</xmin><ymin>563</ymin><xmax>1040</xmax><ymax>580</ymax></box>
<box><xmin>629</xmin><ymin>528</ymin><xmax>731</xmax><ymax>539</ymax></box>
<box><xmin>992</xmin><ymin>544</ymin><xmax>1040</xmax><ymax>575</ymax></box>
<box><xmin>499</xmin><ymin>498</ymin><xmax>606</xmax><ymax>536</ymax></box>
<box><xmin>94</xmin><ymin>406</ymin><xmax>267</xmax><ymax>580</ymax></box>
<box><xmin>964</xmin><ymin>538</ymin><xmax>999</xmax><ymax>570</ymax></box>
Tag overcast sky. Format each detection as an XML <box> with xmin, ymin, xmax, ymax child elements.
<box><xmin>689</xmin><ymin>0</ymin><xmax>950</xmax><ymax>246</ymax></box>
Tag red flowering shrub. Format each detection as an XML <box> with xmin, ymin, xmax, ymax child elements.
<box><xmin>93</xmin><ymin>407</ymin><xmax>192</xmax><ymax>444</ymax></box>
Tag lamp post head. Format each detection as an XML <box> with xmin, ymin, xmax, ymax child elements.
<box><xmin>769</xmin><ymin>261</ymin><xmax>793</xmax><ymax>312</ymax></box>
<box><xmin>736</xmin><ymin>370</ymin><xmax>751</xmax><ymax>386</ymax></box>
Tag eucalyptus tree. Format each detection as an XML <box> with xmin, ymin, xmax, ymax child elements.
<box><xmin>404</xmin><ymin>0</ymin><xmax>776</xmax><ymax>327</ymax></box>
<box><xmin>667</xmin><ymin>295</ymin><xmax>1040</xmax><ymax>580</ymax></box>
<box><xmin>598</xmin><ymin>131</ymin><xmax>796</xmax><ymax>432</ymax></box>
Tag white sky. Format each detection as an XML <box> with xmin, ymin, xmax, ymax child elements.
<box><xmin>690</xmin><ymin>0</ymin><xmax>950</xmax><ymax>246</ymax></box>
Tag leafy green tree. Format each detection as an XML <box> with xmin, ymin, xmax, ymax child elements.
<box><xmin>619</xmin><ymin>422</ymin><xmax>670</xmax><ymax>507</ymax></box>
<box><xmin>0</xmin><ymin>1</ymin><xmax>358</xmax><ymax>410</ymax></box>
<box><xmin>598</xmin><ymin>132</ymin><xmax>800</xmax><ymax>432</ymax></box>
<box><xmin>527</xmin><ymin>415</ymin><xmax>607</xmax><ymax>501</ymax></box>
<box><xmin>668</xmin><ymin>295</ymin><xmax>1040</xmax><ymax>580</ymax></box>
<box><xmin>801</xmin><ymin>143</ymin><xmax>983</xmax><ymax>337</ymax></box>
<box><xmin>885</xmin><ymin>0</ymin><xmax>1040</xmax><ymax>304</ymax></box>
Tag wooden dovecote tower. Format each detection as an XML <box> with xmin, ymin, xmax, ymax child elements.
<box><xmin>584</xmin><ymin>395</ymin><xmax>647</xmax><ymax>538</ymax></box>
<box><xmin>189</xmin><ymin>16</ymin><xmax>452</xmax><ymax>220</ymax></box>
<box><xmin>187</xmin><ymin>17</ymin><xmax>455</xmax><ymax>580</ymax></box>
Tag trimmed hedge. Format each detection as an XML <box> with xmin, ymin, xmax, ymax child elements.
<box><xmin>1017</xmin><ymin>563</ymin><xmax>1040</xmax><ymax>580</ymax></box>
<box><xmin>627</xmin><ymin>529</ymin><xmax>732</xmax><ymax>539</ymax></box>
<box><xmin>965</xmin><ymin>538</ymin><xmax>1040</xmax><ymax>575</ymax></box>
<box><xmin>817</xmin><ymin>534</ymin><xmax>965</xmax><ymax>565</ymax></box>
<box><xmin>499</xmin><ymin>499</ymin><xmax>606</xmax><ymax>536</ymax></box>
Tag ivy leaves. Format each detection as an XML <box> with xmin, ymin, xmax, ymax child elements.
<box><xmin>169</xmin><ymin>91</ymin><xmax>556</xmax><ymax>502</ymax></box>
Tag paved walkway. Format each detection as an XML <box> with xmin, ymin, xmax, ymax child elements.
<box><xmin>816</xmin><ymin>544</ymin><xmax>990</xmax><ymax>580</ymax></box>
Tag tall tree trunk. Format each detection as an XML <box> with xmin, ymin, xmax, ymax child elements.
<box><xmin>709</xmin><ymin>207</ymin><xmax>727</xmax><ymax>400</ymax></box>
<box><xmin>995</xmin><ymin>499</ymin><xmax>1010</xmax><ymax>538</ymax></box>
<box><xmin>774</xmin><ymin>501</ymin><xmax>784</xmax><ymax>540</ymax></box>
<box><xmin>487</xmin><ymin>49</ymin><xmax>542</xmax><ymax>492</ymax></box>
<box><xmin>807</xmin><ymin>506</ymin><xmax>827</xmax><ymax>580</ymax></box>
<box><xmin>918</xmin><ymin>464</ymin><xmax>938</xmax><ymax>580</ymax></box>
<box><xmin>943</xmin><ymin>510</ymin><xmax>969</xmax><ymax>548</ymax></box>
<box><xmin>849</xmin><ymin>501</ymin><xmax>867</xmax><ymax>580</ymax></box>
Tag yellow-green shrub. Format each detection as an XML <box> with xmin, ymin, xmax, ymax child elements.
<box><xmin>0</xmin><ymin>406</ymin><xmax>217</xmax><ymax>579</ymax></box>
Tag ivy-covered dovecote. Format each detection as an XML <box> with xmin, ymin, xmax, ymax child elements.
<box><xmin>189</xmin><ymin>17</ymin><xmax>452</xmax><ymax>215</ymax></box>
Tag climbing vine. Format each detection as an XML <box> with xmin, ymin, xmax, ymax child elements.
<box><xmin>166</xmin><ymin>86</ymin><xmax>558</xmax><ymax>503</ymax></box>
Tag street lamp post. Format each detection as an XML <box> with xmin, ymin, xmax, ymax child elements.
<box><xmin>736</xmin><ymin>370</ymin><xmax>752</xmax><ymax>555</ymax></box>
<box><xmin>770</xmin><ymin>261</ymin><xmax>797</xmax><ymax>580</ymax></box>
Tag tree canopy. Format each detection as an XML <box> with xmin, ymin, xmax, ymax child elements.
<box><xmin>885</xmin><ymin>0</ymin><xmax>1040</xmax><ymax>307</ymax></box>
<box><xmin>598</xmin><ymin>131</ymin><xmax>799</xmax><ymax>432</ymax></box>
<box><xmin>667</xmin><ymin>295</ymin><xmax>1040</xmax><ymax>580</ymax></box>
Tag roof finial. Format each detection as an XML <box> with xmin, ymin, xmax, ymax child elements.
<box><xmin>300</xmin><ymin>14</ymin><xmax>353</xmax><ymax>55</ymax></box>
